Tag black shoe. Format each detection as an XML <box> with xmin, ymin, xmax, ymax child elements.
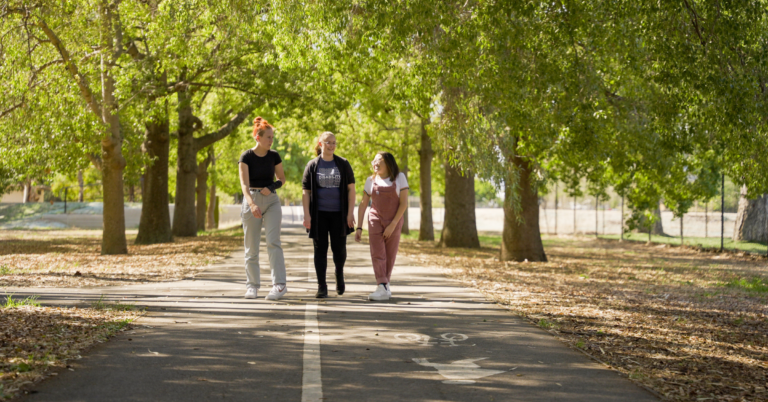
<box><xmin>315</xmin><ymin>285</ymin><xmax>328</xmax><ymax>298</ymax></box>
<box><xmin>335</xmin><ymin>271</ymin><xmax>345</xmax><ymax>296</ymax></box>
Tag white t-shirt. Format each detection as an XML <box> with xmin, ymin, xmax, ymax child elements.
<box><xmin>364</xmin><ymin>173</ymin><xmax>409</xmax><ymax>195</ymax></box>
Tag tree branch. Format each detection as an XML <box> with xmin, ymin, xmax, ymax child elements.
<box><xmin>0</xmin><ymin>101</ymin><xmax>25</xmax><ymax>119</ymax></box>
<box><xmin>187</xmin><ymin>82</ymin><xmax>271</xmax><ymax>98</ymax></box>
<box><xmin>35</xmin><ymin>17</ymin><xmax>103</xmax><ymax>119</ymax></box>
<box><xmin>682</xmin><ymin>0</ymin><xmax>707</xmax><ymax>48</ymax></box>
<box><xmin>371</xmin><ymin>115</ymin><xmax>403</xmax><ymax>131</ymax></box>
<box><xmin>194</xmin><ymin>102</ymin><xmax>257</xmax><ymax>151</ymax></box>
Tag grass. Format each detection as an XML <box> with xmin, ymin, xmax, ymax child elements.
<box><xmin>599</xmin><ymin>233</ymin><xmax>767</xmax><ymax>254</ymax></box>
<box><xmin>537</xmin><ymin>318</ymin><xmax>557</xmax><ymax>329</ymax></box>
<box><xmin>1</xmin><ymin>294</ymin><xmax>40</xmax><ymax>308</ymax></box>
<box><xmin>722</xmin><ymin>277</ymin><xmax>768</xmax><ymax>293</ymax></box>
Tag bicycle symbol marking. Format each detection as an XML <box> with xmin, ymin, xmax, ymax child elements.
<box><xmin>394</xmin><ymin>333</ymin><xmax>469</xmax><ymax>347</ymax></box>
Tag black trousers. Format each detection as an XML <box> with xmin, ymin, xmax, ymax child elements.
<box><xmin>313</xmin><ymin>210</ymin><xmax>347</xmax><ymax>286</ymax></box>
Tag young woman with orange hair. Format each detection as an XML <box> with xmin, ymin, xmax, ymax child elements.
<box><xmin>238</xmin><ymin>117</ymin><xmax>287</xmax><ymax>300</ymax></box>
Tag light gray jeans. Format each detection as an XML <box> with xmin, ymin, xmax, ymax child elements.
<box><xmin>241</xmin><ymin>190</ymin><xmax>285</xmax><ymax>289</ymax></box>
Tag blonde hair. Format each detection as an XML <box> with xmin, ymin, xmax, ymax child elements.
<box><xmin>315</xmin><ymin>132</ymin><xmax>335</xmax><ymax>156</ymax></box>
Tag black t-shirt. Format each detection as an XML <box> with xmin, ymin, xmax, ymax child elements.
<box><xmin>238</xmin><ymin>149</ymin><xmax>282</xmax><ymax>188</ymax></box>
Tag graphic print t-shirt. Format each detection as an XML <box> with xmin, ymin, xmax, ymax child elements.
<box><xmin>317</xmin><ymin>158</ymin><xmax>341</xmax><ymax>211</ymax></box>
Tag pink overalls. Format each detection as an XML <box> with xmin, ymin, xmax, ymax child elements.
<box><xmin>368</xmin><ymin>182</ymin><xmax>404</xmax><ymax>284</ymax></box>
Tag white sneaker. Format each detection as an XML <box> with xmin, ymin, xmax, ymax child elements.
<box><xmin>244</xmin><ymin>287</ymin><xmax>258</xmax><ymax>299</ymax></box>
<box><xmin>385</xmin><ymin>283</ymin><xmax>392</xmax><ymax>297</ymax></box>
<box><xmin>368</xmin><ymin>284</ymin><xmax>390</xmax><ymax>301</ymax></box>
<box><xmin>265</xmin><ymin>284</ymin><xmax>287</xmax><ymax>300</ymax></box>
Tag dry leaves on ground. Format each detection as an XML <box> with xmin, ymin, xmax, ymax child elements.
<box><xmin>0</xmin><ymin>227</ymin><xmax>242</xmax><ymax>287</ymax></box>
<box><xmin>0</xmin><ymin>302</ymin><xmax>142</xmax><ymax>400</ymax></box>
<box><xmin>400</xmin><ymin>236</ymin><xmax>768</xmax><ymax>402</ymax></box>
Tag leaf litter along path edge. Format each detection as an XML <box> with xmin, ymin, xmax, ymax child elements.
<box><xmin>0</xmin><ymin>227</ymin><xmax>242</xmax><ymax>288</ymax></box>
<box><xmin>399</xmin><ymin>235</ymin><xmax>768</xmax><ymax>402</ymax></box>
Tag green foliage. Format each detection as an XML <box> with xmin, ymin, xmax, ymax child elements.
<box><xmin>2</xmin><ymin>0</ymin><xmax>768</xmax><ymax>243</ymax></box>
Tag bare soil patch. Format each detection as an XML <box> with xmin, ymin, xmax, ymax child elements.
<box><xmin>0</xmin><ymin>227</ymin><xmax>242</xmax><ymax>288</ymax></box>
<box><xmin>400</xmin><ymin>236</ymin><xmax>768</xmax><ymax>402</ymax></box>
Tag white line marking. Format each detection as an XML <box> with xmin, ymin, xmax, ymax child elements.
<box><xmin>301</xmin><ymin>303</ymin><xmax>322</xmax><ymax>402</ymax></box>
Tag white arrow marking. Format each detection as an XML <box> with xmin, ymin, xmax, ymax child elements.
<box><xmin>413</xmin><ymin>357</ymin><xmax>505</xmax><ymax>384</ymax></box>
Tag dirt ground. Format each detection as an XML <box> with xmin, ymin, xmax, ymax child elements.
<box><xmin>400</xmin><ymin>235</ymin><xmax>768</xmax><ymax>402</ymax></box>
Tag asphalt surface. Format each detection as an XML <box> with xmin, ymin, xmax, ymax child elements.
<box><xmin>9</xmin><ymin>225</ymin><xmax>658</xmax><ymax>401</ymax></box>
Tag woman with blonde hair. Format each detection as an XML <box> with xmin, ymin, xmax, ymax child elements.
<box><xmin>238</xmin><ymin>117</ymin><xmax>287</xmax><ymax>300</ymax></box>
<box><xmin>302</xmin><ymin>132</ymin><xmax>356</xmax><ymax>298</ymax></box>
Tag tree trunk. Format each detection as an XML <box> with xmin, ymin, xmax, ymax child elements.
<box><xmin>98</xmin><ymin>2</ymin><xmax>127</xmax><ymax>255</ymax></box>
<box><xmin>620</xmin><ymin>195</ymin><xmax>624</xmax><ymax>241</ymax></box>
<box><xmin>135</xmin><ymin>110</ymin><xmax>173</xmax><ymax>245</ymax></box>
<box><xmin>206</xmin><ymin>149</ymin><xmax>218</xmax><ymax>230</ymax></box>
<box><xmin>440</xmin><ymin>162</ymin><xmax>479</xmax><ymax>248</ymax></box>
<box><xmin>705</xmin><ymin>203</ymin><xmax>708</xmax><ymax>237</ymax></box>
<box><xmin>23</xmin><ymin>180</ymin><xmax>32</xmax><ymax>203</ymax></box>
<box><xmin>77</xmin><ymin>170</ymin><xmax>84</xmax><ymax>202</ymax></box>
<box><xmin>101</xmin><ymin>147</ymin><xmax>128</xmax><ymax>254</ymax></box>
<box><xmin>554</xmin><ymin>182</ymin><xmax>558</xmax><ymax>235</ymax></box>
<box><xmin>418</xmin><ymin>118</ymin><xmax>434</xmax><ymax>241</ymax></box>
<box><xmin>652</xmin><ymin>207</ymin><xmax>664</xmax><ymax>235</ymax></box>
<box><xmin>501</xmin><ymin>155</ymin><xmax>547</xmax><ymax>262</ymax></box>
<box><xmin>680</xmin><ymin>213</ymin><xmax>684</xmax><ymax>246</ymax></box>
<box><xmin>637</xmin><ymin>205</ymin><xmax>664</xmax><ymax>235</ymax></box>
<box><xmin>172</xmin><ymin>84</ymin><xmax>199</xmax><ymax>237</ymax></box>
<box><xmin>196</xmin><ymin>148</ymin><xmax>213</xmax><ymax>232</ymax></box>
<box><xmin>128</xmin><ymin>184</ymin><xmax>135</xmax><ymax>202</ymax></box>
<box><xmin>173</xmin><ymin>89</ymin><xmax>254</xmax><ymax>237</ymax></box>
<box><xmin>732</xmin><ymin>187</ymin><xmax>768</xmax><ymax>243</ymax></box>
<box><xmin>572</xmin><ymin>196</ymin><xmax>577</xmax><ymax>234</ymax></box>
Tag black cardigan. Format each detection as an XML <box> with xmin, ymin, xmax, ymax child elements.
<box><xmin>302</xmin><ymin>155</ymin><xmax>356</xmax><ymax>238</ymax></box>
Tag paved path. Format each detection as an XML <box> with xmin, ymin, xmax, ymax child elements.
<box><xmin>9</xmin><ymin>226</ymin><xmax>658</xmax><ymax>401</ymax></box>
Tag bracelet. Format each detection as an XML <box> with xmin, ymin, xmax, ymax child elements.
<box><xmin>356</xmin><ymin>228</ymin><xmax>363</xmax><ymax>231</ymax></box>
